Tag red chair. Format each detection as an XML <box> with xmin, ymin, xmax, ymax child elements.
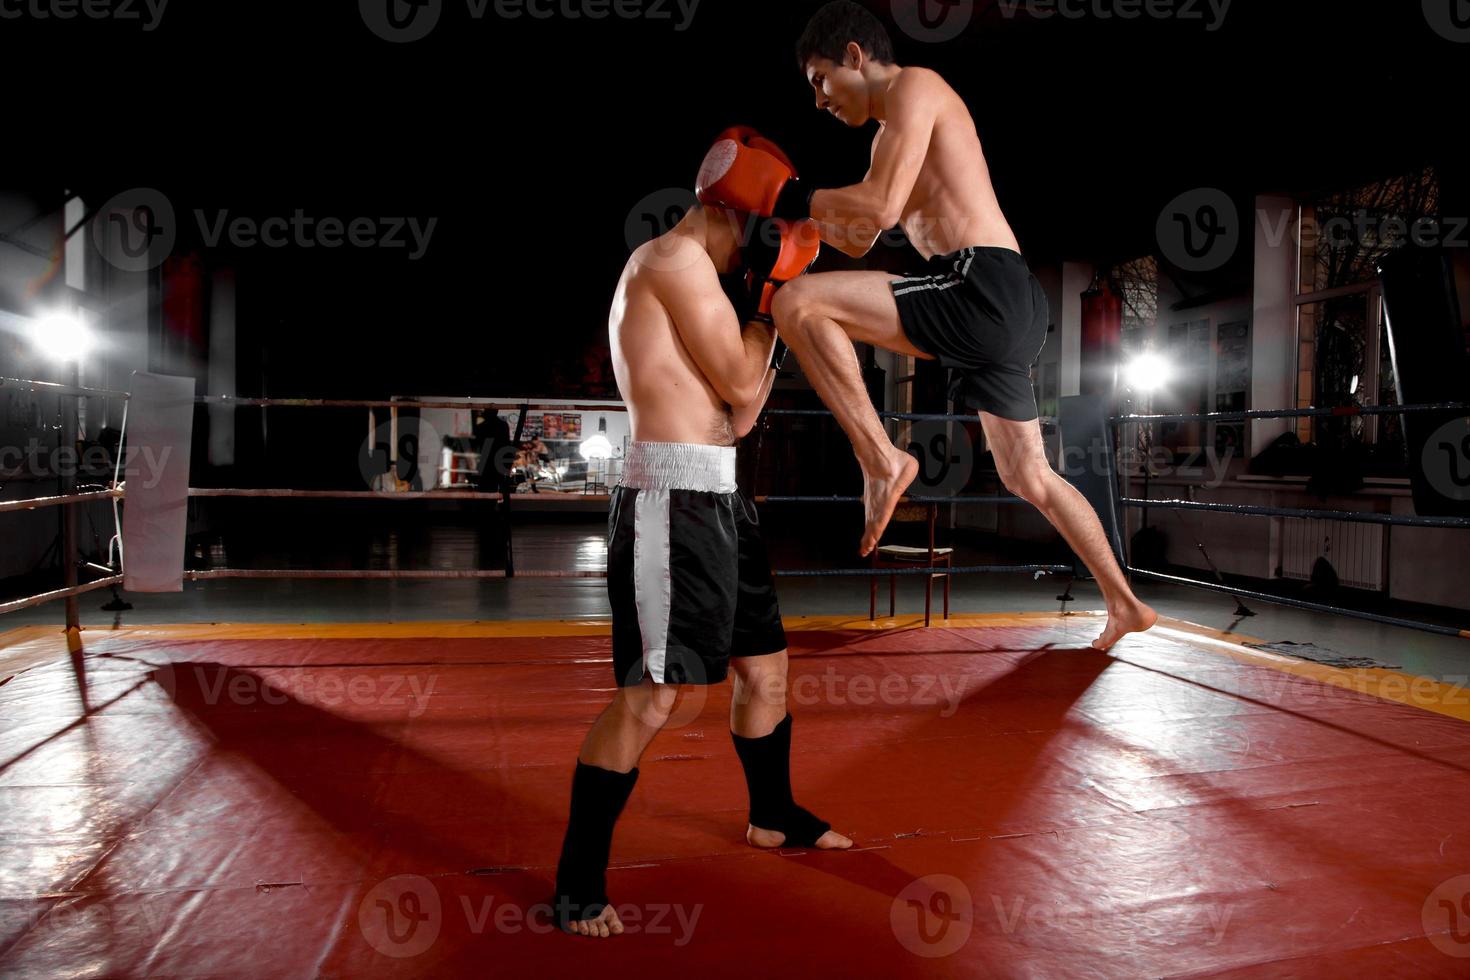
<box><xmin>869</xmin><ymin>502</ymin><xmax>953</xmax><ymax>627</ymax></box>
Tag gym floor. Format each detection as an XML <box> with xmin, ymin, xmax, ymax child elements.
<box><xmin>4</xmin><ymin>521</ymin><xmax>1470</xmax><ymax>976</ymax></box>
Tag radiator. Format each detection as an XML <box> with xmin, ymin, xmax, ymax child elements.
<box><xmin>1279</xmin><ymin>517</ymin><xmax>1385</xmax><ymax>591</ymax></box>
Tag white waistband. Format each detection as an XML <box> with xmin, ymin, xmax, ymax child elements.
<box><xmin>620</xmin><ymin>442</ymin><xmax>737</xmax><ymax>493</ymax></box>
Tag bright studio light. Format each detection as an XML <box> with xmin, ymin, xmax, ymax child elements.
<box><xmin>1123</xmin><ymin>352</ymin><xmax>1172</xmax><ymax>393</ymax></box>
<box><xmin>30</xmin><ymin>312</ymin><xmax>95</xmax><ymax>362</ymax></box>
<box><xmin>581</xmin><ymin>415</ymin><xmax>613</xmax><ymax>461</ymax></box>
<box><xmin>580</xmin><ymin>434</ymin><xmax>613</xmax><ymax>461</ymax></box>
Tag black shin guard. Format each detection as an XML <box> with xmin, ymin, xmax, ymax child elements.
<box><xmin>553</xmin><ymin>761</ymin><xmax>639</xmax><ymax>925</ymax></box>
<box><xmin>731</xmin><ymin>713</ymin><xmax>832</xmax><ymax>847</ymax></box>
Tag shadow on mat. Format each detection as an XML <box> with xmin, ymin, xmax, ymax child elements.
<box><xmin>705</xmin><ymin>644</ymin><xmax>1116</xmax><ymax>906</ymax></box>
<box><xmin>146</xmin><ymin>661</ymin><xmax>559</xmax><ymax>909</ymax></box>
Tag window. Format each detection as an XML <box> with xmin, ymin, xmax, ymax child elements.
<box><xmin>1112</xmin><ymin>256</ymin><xmax>1158</xmax><ymax>358</ymax></box>
<box><xmin>1292</xmin><ymin>167</ymin><xmax>1437</xmax><ymax>465</ymax></box>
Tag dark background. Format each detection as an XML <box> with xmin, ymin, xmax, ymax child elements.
<box><xmin>7</xmin><ymin>0</ymin><xmax>1469</xmax><ymax>397</ymax></box>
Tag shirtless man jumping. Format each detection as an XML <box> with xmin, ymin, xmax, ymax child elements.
<box><xmin>694</xmin><ymin>1</ymin><xmax>1156</xmax><ymax>651</ymax></box>
<box><xmin>552</xmin><ymin>188</ymin><xmax>851</xmax><ymax>940</ymax></box>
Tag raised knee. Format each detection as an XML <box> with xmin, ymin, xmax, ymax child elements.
<box><xmin>770</xmin><ymin>279</ymin><xmax>811</xmax><ymax>329</ymax></box>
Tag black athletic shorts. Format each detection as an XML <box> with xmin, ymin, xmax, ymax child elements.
<box><xmin>890</xmin><ymin>246</ymin><xmax>1050</xmax><ymax>421</ymax></box>
<box><xmin>607</xmin><ymin>442</ymin><xmax>786</xmax><ymax>687</ymax></box>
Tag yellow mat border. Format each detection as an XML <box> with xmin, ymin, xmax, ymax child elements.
<box><xmin>3</xmin><ymin>612</ymin><xmax>1467</xmax><ymax>722</ymax></box>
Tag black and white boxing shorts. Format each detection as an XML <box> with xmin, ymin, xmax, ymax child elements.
<box><xmin>608</xmin><ymin>442</ymin><xmax>787</xmax><ymax>687</ymax></box>
<box><xmin>890</xmin><ymin>245</ymin><xmax>1051</xmax><ymax>421</ymax></box>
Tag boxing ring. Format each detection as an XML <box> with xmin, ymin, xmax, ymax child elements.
<box><xmin>3</xmin><ymin>374</ymin><xmax>1470</xmax><ymax>975</ymax></box>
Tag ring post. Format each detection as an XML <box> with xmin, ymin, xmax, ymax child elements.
<box><xmin>121</xmin><ymin>373</ymin><xmax>197</xmax><ymax>595</ymax></box>
<box><xmin>61</xmin><ymin>366</ymin><xmax>82</xmax><ymax>658</ymax></box>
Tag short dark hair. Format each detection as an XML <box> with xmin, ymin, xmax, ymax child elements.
<box><xmin>795</xmin><ymin>1</ymin><xmax>895</xmax><ymax>70</ymax></box>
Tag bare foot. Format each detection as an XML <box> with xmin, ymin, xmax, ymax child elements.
<box><xmin>562</xmin><ymin>904</ymin><xmax>624</xmax><ymax>939</ymax></box>
<box><xmin>860</xmin><ymin>451</ymin><xmax>920</xmax><ymax>557</ymax></box>
<box><xmin>1092</xmin><ymin>600</ymin><xmax>1158</xmax><ymax>651</ymax></box>
<box><xmin>747</xmin><ymin>824</ymin><xmax>853</xmax><ymax>850</ymax></box>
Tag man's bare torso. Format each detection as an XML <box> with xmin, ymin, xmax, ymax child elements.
<box><xmin>878</xmin><ymin>67</ymin><xmax>1020</xmax><ymax>260</ymax></box>
<box><xmin>609</xmin><ymin>239</ymin><xmax>737</xmax><ymax>447</ymax></box>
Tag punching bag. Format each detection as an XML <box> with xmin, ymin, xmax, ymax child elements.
<box><xmin>1377</xmin><ymin>243</ymin><xmax>1470</xmax><ymax>516</ymax></box>
<box><xmin>1080</xmin><ymin>277</ymin><xmax>1123</xmax><ymax>398</ymax></box>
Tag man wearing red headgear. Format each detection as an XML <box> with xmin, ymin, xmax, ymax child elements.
<box><xmin>551</xmin><ymin>182</ymin><xmax>850</xmax><ymax>940</ymax></box>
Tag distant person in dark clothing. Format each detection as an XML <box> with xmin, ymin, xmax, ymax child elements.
<box><xmin>473</xmin><ymin>410</ymin><xmax>515</xmax><ymax>569</ymax></box>
<box><xmin>474</xmin><ymin>410</ymin><xmax>515</xmax><ymax>495</ymax></box>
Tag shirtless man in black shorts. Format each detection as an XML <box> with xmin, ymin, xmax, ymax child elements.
<box><xmin>553</xmin><ymin>175</ymin><xmax>851</xmax><ymax>940</ymax></box>
<box><xmin>694</xmin><ymin>1</ymin><xmax>1156</xmax><ymax>651</ymax></box>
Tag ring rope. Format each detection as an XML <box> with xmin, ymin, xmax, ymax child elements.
<box><xmin>0</xmin><ymin>490</ymin><xmax>123</xmax><ymax>514</ymax></box>
<box><xmin>0</xmin><ymin>376</ymin><xmax>131</xmax><ymax>400</ymax></box>
<box><xmin>192</xmin><ymin>396</ymin><xmax>627</xmax><ymax>412</ymax></box>
<box><xmin>188</xmin><ymin>489</ymin><xmax>507</xmax><ymax>501</ymax></box>
<box><xmin>756</xmin><ymin>494</ymin><xmax>1024</xmax><ymax>505</ymax></box>
<box><xmin>1113</xmin><ymin>401</ymin><xmax>1468</xmax><ymax>425</ymax></box>
<box><xmin>0</xmin><ymin>576</ymin><xmax>124</xmax><ymax>616</ymax></box>
<box><xmin>1120</xmin><ymin>497</ymin><xmax>1470</xmax><ymax>529</ymax></box>
<box><xmin>1128</xmin><ymin>567</ymin><xmax>1470</xmax><ymax>639</ymax></box>
<box><xmin>179</xmin><ymin>565</ymin><xmax>1066</xmax><ymax>582</ymax></box>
